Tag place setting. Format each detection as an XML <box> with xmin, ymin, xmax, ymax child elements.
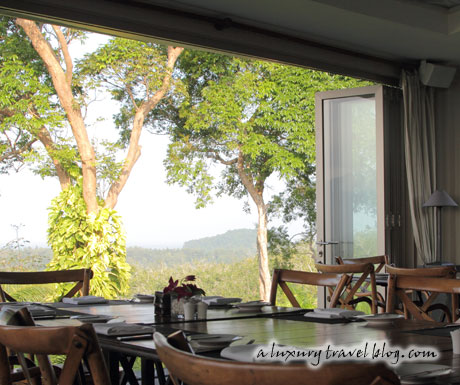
<box><xmin>187</xmin><ymin>333</ymin><xmax>243</xmax><ymax>352</ymax></box>
<box><xmin>201</xmin><ymin>296</ymin><xmax>242</xmax><ymax>308</ymax></box>
<box><xmin>354</xmin><ymin>313</ymin><xmax>405</xmax><ymax>326</ymax></box>
<box><xmin>234</xmin><ymin>300</ymin><xmax>271</xmax><ymax>312</ymax></box>
<box><xmin>132</xmin><ymin>294</ymin><xmax>156</xmax><ymax>303</ymax></box>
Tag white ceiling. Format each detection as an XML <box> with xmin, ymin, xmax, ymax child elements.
<box><xmin>141</xmin><ymin>0</ymin><xmax>460</xmax><ymax>68</ymax></box>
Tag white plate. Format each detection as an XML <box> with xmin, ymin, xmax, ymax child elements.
<box><xmin>396</xmin><ymin>364</ymin><xmax>452</xmax><ymax>384</ymax></box>
<box><xmin>235</xmin><ymin>301</ymin><xmax>270</xmax><ymax>312</ymax></box>
<box><xmin>188</xmin><ymin>334</ymin><xmax>242</xmax><ymax>351</ymax></box>
<box><xmin>221</xmin><ymin>344</ymin><xmax>264</xmax><ymax>362</ymax></box>
<box><xmin>202</xmin><ymin>296</ymin><xmax>242</xmax><ymax>306</ymax></box>
<box><xmin>134</xmin><ymin>294</ymin><xmax>155</xmax><ymax>303</ymax></box>
<box><xmin>355</xmin><ymin>313</ymin><xmax>404</xmax><ymax>325</ymax></box>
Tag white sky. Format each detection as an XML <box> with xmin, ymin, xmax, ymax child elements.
<box><xmin>0</xmin><ymin>134</ymin><xmax>277</xmax><ymax>248</ymax></box>
<box><xmin>0</xmin><ymin>32</ymin><xmax>303</xmax><ymax>249</ymax></box>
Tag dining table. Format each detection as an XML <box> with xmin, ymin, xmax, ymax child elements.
<box><xmin>28</xmin><ymin>300</ymin><xmax>460</xmax><ymax>385</ymax></box>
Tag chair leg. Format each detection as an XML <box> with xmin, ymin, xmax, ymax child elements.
<box><xmin>120</xmin><ymin>355</ymin><xmax>139</xmax><ymax>385</ymax></box>
<box><xmin>154</xmin><ymin>361</ymin><xmax>167</xmax><ymax>385</ymax></box>
<box><xmin>140</xmin><ymin>358</ymin><xmax>154</xmax><ymax>385</ymax></box>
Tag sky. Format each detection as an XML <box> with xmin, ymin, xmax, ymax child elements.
<box><xmin>0</xmin><ymin>32</ymin><xmax>303</xmax><ymax>249</ymax></box>
<box><xmin>0</xmin><ymin>133</ymin><xmax>288</xmax><ymax>248</ymax></box>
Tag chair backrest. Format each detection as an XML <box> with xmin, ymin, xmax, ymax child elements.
<box><xmin>0</xmin><ymin>269</ymin><xmax>93</xmax><ymax>302</ymax></box>
<box><xmin>386</xmin><ymin>266</ymin><xmax>460</xmax><ymax>322</ymax></box>
<box><xmin>0</xmin><ymin>323</ymin><xmax>110</xmax><ymax>385</ymax></box>
<box><xmin>315</xmin><ymin>262</ymin><xmax>378</xmax><ymax>313</ymax></box>
<box><xmin>385</xmin><ymin>265</ymin><xmax>456</xmax><ymax>278</ymax></box>
<box><xmin>336</xmin><ymin>255</ymin><xmax>388</xmax><ymax>274</ymax></box>
<box><xmin>154</xmin><ymin>332</ymin><xmax>400</xmax><ymax>385</ymax></box>
<box><xmin>269</xmin><ymin>268</ymin><xmax>347</xmax><ymax>307</ymax></box>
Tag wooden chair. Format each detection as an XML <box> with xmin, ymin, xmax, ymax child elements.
<box><xmin>336</xmin><ymin>256</ymin><xmax>389</xmax><ymax>312</ymax></box>
<box><xmin>269</xmin><ymin>268</ymin><xmax>349</xmax><ymax>308</ymax></box>
<box><xmin>154</xmin><ymin>332</ymin><xmax>400</xmax><ymax>385</ymax></box>
<box><xmin>336</xmin><ymin>255</ymin><xmax>388</xmax><ymax>274</ymax></box>
<box><xmin>386</xmin><ymin>265</ymin><xmax>458</xmax><ymax>322</ymax></box>
<box><xmin>0</xmin><ymin>306</ymin><xmax>43</xmax><ymax>384</ymax></box>
<box><xmin>0</xmin><ymin>268</ymin><xmax>93</xmax><ymax>302</ymax></box>
<box><xmin>385</xmin><ymin>265</ymin><xmax>456</xmax><ymax>278</ymax></box>
<box><xmin>315</xmin><ymin>262</ymin><xmax>378</xmax><ymax>314</ymax></box>
<box><xmin>0</xmin><ymin>322</ymin><xmax>110</xmax><ymax>385</ymax></box>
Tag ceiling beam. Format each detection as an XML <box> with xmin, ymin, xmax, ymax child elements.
<box><xmin>0</xmin><ymin>0</ymin><xmax>404</xmax><ymax>84</ymax></box>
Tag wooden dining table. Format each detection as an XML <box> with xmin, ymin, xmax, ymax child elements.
<box><xmin>38</xmin><ymin>301</ymin><xmax>460</xmax><ymax>385</ymax></box>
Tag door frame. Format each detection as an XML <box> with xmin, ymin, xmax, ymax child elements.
<box><xmin>315</xmin><ymin>85</ymin><xmax>385</xmax><ymax>265</ymax></box>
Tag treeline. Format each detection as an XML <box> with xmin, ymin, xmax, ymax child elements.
<box><xmin>0</xmin><ymin>247</ymin><xmax>51</xmax><ymax>271</ymax></box>
<box><xmin>126</xmin><ymin>246</ymin><xmax>255</xmax><ymax>266</ymax></box>
<box><xmin>183</xmin><ymin>229</ymin><xmax>256</xmax><ymax>251</ymax></box>
<box><xmin>0</xmin><ymin>229</ymin><xmax>258</xmax><ymax>268</ymax></box>
<box><xmin>0</xmin><ymin>246</ymin><xmax>256</xmax><ymax>269</ymax></box>
<box><xmin>128</xmin><ymin>229</ymin><xmax>257</xmax><ymax>266</ymax></box>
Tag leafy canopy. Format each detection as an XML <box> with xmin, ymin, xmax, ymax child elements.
<box><xmin>163</xmin><ymin>52</ymin><xmax>365</xmax><ymax>211</ymax></box>
<box><xmin>0</xmin><ymin>18</ymin><xmax>65</xmax><ymax>173</ymax></box>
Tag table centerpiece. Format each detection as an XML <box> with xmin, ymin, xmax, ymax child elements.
<box><xmin>162</xmin><ymin>275</ymin><xmax>205</xmax><ymax>317</ymax></box>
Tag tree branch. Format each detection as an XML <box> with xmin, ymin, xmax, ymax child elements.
<box><xmin>0</xmin><ymin>108</ymin><xmax>15</xmax><ymax>119</ymax></box>
<box><xmin>52</xmin><ymin>25</ymin><xmax>73</xmax><ymax>87</ymax></box>
<box><xmin>104</xmin><ymin>46</ymin><xmax>184</xmax><ymax>209</ymax></box>
<box><xmin>35</xmin><ymin>120</ymin><xmax>71</xmax><ymax>190</ymax></box>
<box><xmin>125</xmin><ymin>85</ymin><xmax>138</xmax><ymax>110</ymax></box>
<box><xmin>236</xmin><ymin>150</ymin><xmax>264</xmax><ymax>207</ymax></box>
<box><xmin>206</xmin><ymin>151</ymin><xmax>237</xmax><ymax>166</ymax></box>
<box><xmin>0</xmin><ymin>138</ymin><xmax>37</xmax><ymax>162</ymax></box>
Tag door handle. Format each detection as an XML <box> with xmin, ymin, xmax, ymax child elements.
<box><xmin>316</xmin><ymin>241</ymin><xmax>339</xmax><ymax>245</ymax></box>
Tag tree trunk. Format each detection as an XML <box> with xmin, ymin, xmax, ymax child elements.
<box><xmin>16</xmin><ymin>18</ymin><xmax>99</xmax><ymax>214</ymax></box>
<box><xmin>236</xmin><ymin>152</ymin><xmax>271</xmax><ymax>301</ymax></box>
<box><xmin>256</xmin><ymin>201</ymin><xmax>271</xmax><ymax>301</ymax></box>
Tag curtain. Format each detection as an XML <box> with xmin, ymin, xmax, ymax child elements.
<box><xmin>401</xmin><ymin>70</ymin><xmax>437</xmax><ymax>264</ymax></box>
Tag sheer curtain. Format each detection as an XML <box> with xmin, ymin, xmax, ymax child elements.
<box><xmin>401</xmin><ymin>70</ymin><xmax>437</xmax><ymax>264</ymax></box>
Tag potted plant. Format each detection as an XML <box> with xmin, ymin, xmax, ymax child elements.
<box><xmin>162</xmin><ymin>275</ymin><xmax>205</xmax><ymax>317</ymax></box>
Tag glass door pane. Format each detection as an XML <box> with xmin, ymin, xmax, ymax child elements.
<box><xmin>317</xmin><ymin>86</ymin><xmax>385</xmax><ymax>263</ymax></box>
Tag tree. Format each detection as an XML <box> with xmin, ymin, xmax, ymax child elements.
<box><xmin>0</xmin><ymin>16</ymin><xmax>183</xmax><ymax>296</ymax></box>
<box><xmin>0</xmin><ymin>18</ymin><xmax>67</xmax><ymax>181</ymax></box>
<box><xmin>160</xmin><ymin>52</ymin><xmax>365</xmax><ymax>300</ymax></box>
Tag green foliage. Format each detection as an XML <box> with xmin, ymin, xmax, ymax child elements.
<box><xmin>353</xmin><ymin>227</ymin><xmax>379</xmax><ymax>257</ymax></box>
<box><xmin>0</xmin><ymin>251</ymin><xmax>50</xmax><ymax>271</ymax></box>
<box><xmin>77</xmin><ymin>38</ymin><xmax>181</xmax><ymax>147</ymax></box>
<box><xmin>159</xmin><ymin>52</ymin><xmax>370</xmax><ymax>236</ymax></box>
<box><xmin>129</xmin><ymin>240</ymin><xmax>319</xmax><ymax>309</ymax></box>
<box><xmin>267</xmin><ymin>226</ymin><xmax>298</xmax><ymax>268</ymax></box>
<box><xmin>2</xmin><ymin>237</ymin><xmax>322</xmax><ymax>310</ymax></box>
<box><xmin>0</xmin><ymin>17</ymin><xmax>65</xmax><ymax>173</ymax></box>
<box><xmin>127</xmin><ymin>247</ymin><xmax>252</xmax><ymax>266</ymax></box>
<box><xmin>47</xmin><ymin>180</ymin><xmax>131</xmax><ymax>299</ymax></box>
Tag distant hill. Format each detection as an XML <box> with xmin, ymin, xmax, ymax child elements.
<box><xmin>183</xmin><ymin>229</ymin><xmax>257</xmax><ymax>252</ymax></box>
<box><xmin>1</xmin><ymin>229</ymin><xmax>258</xmax><ymax>267</ymax></box>
<box><xmin>127</xmin><ymin>228</ymin><xmax>257</xmax><ymax>266</ymax></box>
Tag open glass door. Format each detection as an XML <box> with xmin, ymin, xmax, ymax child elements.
<box><xmin>316</xmin><ymin>86</ymin><xmax>385</xmax><ymax>265</ymax></box>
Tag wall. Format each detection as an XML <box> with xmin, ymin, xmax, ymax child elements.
<box><xmin>435</xmin><ymin>75</ymin><xmax>460</xmax><ymax>264</ymax></box>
